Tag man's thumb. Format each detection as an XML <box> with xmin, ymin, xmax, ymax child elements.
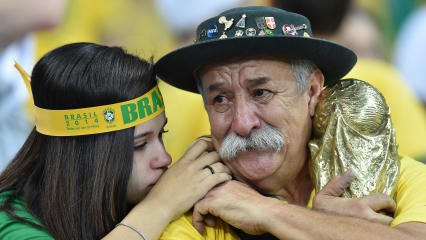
<box><xmin>318</xmin><ymin>169</ymin><xmax>355</xmax><ymax>197</ymax></box>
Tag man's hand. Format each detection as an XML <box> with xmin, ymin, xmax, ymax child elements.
<box><xmin>192</xmin><ymin>180</ymin><xmax>277</xmax><ymax>235</ymax></box>
<box><xmin>313</xmin><ymin>170</ymin><xmax>396</xmax><ymax>225</ymax></box>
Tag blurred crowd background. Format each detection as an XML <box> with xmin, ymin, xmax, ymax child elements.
<box><xmin>1</xmin><ymin>0</ymin><xmax>425</xmax><ymax>171</ymax></box>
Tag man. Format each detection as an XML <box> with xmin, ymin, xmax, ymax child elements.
<box><xmin>156</xmin><ymin>6</ymin><xmax>426</xmax><ymax>239</ymax></box>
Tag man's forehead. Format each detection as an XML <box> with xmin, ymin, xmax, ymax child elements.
<box><xmin>200</xmin><ymin>55</ymin><xmax>292</xmax><ymax>73</ymax></box>
<box><xmin>199</xmin><ymin>55</ymin><xmax>294</xmax><ymax>85</ymax></box>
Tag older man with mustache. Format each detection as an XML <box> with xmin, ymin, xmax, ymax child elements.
<box><xmin>156</xmin><ymin>6</ymin><xmax>426</xmax><ymax>240</ymax></box>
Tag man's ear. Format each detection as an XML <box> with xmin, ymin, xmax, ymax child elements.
<box><xmin>307</xmin><ymin>69</ymin><xmax>325</xmax><ymax>117</ymax></box>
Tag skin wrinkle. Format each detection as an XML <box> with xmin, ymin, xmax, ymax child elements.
<box><xmin>200</xmin><ymin>58</ymin><xmax>321</xmax><ymax>204</ymax></box>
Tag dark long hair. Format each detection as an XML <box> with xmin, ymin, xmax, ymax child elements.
<box><xmin>0</xmin><ymin>43</ymin><xmax>156</xmax><ymax>239</ymax></box>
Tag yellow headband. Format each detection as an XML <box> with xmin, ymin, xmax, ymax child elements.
<box><xmin>15</xmin><ymin>62</ymin><xmax>165</xmax><ymax>136</ymax></box>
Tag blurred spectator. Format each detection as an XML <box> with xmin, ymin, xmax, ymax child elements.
<box><xmin>0</xmin><ymin>0</ymin><xmax>66</xmax><ymax>169</ymax></box>
<box><xmin>393</xmin><ymin>5</ymin><xmax>426</xmax><ymax>107</ymax></box>
<box><xmin>271</xmin><ymin>0</ymin><xmax>426</xmax><ymax>161</ymax></box>
<box><xmin>154</xmin><ymin>0</ymin><xmax>260</xmax><ymax>161</ymax></box>
<box><xmin>271</xmin><ymin>0</ymin><xmax>384</xmax><ymax>59</ymax></box>
<box><xmin>155</xmin><ymin>0</ymin><xmax>248</xmax><ymax>45</ymax></box>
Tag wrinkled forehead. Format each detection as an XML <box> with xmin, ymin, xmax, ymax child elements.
<box><xmin>197</xmin><ymin>55</ymin><xmax>294</xmax><ymax>86</ymax></box>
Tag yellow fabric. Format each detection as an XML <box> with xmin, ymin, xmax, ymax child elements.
<box><xmin>159</xmin><ymin>82</ymin><xmax>211</xmax><ymax>163</ymax></box>
<box><xmin>160</xmin><ymin>212</ymin><xmax>240</xmax><ymax>240</ymax></box>
<box><xmin>392</xmin><ymin>155</ymin><xmax>426</xmax><ymax>226</ymax></box>
<box><xmin>34</xmin><ymin>86</ymin><xmax>164</xmax><ymax>136</ymax></box>
<box><xmin>345</xmin><ymin>58</ymin><xmax>426</xmax><ymax>159</ymax></box>
<box><xmin>36</xmin><ymin>0</ymin><xmax>176</xmax><ymax>59</ymax></box>
<box><xmin>160</xmin><ymin>155</ymin><xmax>425</xmax><ymax>239</ymax></box>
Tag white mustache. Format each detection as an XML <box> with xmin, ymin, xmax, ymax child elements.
<box><xmin>219</xmin><ymin>124</ymin><xmax>285</xmax><ymax>160</ymax></box>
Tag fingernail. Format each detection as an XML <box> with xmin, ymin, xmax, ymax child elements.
<box><xmin>344</xmin><ymin>169</ymin><xmax>355</xmax><ymax>179</ymax></box>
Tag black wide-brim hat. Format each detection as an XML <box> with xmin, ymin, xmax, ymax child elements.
<box><xmin>156</xmin><ymin>6</ymin><xmax>357</xmax><ymax>94</ymax></box>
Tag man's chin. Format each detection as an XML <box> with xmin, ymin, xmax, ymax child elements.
<box><xmin>228</xmin><ymin>150</ymin><xmax>282</xmax><ymax>182</ymax></box>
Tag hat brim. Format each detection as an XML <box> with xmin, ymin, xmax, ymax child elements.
<box><xmin>156</xmin><ymin>35</ymin><xmax>357</xmax><ymax>94</ymax></box>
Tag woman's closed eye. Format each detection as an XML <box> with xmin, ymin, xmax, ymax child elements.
<box><xmin>134</xmin><ymin>142</ymin><xmax>147</xmax><ymax>151</ymax></box>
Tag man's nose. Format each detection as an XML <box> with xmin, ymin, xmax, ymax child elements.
<box><xmin>230</xmin><ymin>98</ymin><xmax>260</xmax><ymax>137</ymax></box>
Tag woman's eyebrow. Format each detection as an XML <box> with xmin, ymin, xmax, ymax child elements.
<box><xmin>134</xmin><ymin>118</ymin><xmax>168</xmax><ymax>140</ymax></box>
<box><xmin>134</xmin><ymin>132</ymin><xmax>152</xmax><ymax>139</ymax></box>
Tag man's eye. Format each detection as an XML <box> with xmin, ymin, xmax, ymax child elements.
<box><xmin>253</xmin><ymin>89</ymin><xmax>273</xmax><ymax>102</ymax></box>
<box><xmin>211</xmin><ymin>94</ymin><xmax>232</xmax><ymax>113</ymax></box>
<box><xmin>213</xmin><ymin>95</ymin><xmax>228</xmax><ymax>104</ymax></box>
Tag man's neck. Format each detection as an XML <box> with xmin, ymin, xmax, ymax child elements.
<box><xmin>273</xmin><ymin>162</ymin><xmax>314</xmax><ymax>206</ymax></box>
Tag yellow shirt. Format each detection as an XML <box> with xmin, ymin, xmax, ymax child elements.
<box><xmin>160</xmin><ymin>155</ymin><xmax>426</xmax><ymax>239</ymax></box>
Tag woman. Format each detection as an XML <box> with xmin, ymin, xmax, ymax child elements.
<box><xmin>0</xmin><ymin>42</ymin><xmax>231</xmax><ymax>240</ymax></box>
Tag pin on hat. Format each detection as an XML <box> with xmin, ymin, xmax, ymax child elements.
<box><xmin>235</xmin><ymin>29</ymin><xmax>244</xmax><ymax>37</ymax></box>
<box><xmin>236</xmin><ymin>14</ymin><xmax>246</xmax><ymax>28</ymax></box>
<box><xmin>207</xmin><ymin>25</ymin><xmax>219</xmax><ymax>37</ymax></box>
<box><xmin>283</xmin><ymin>24</ymin><xmax>307</xmax><ymax>36</ymax></box>
<box><xmin>219</xmin><ymin>32</ymin><xmax>228</xmax><ymax>39</ymax></box>
<box><xmin>265</xmin><ymin>17</ymin><xmax>276</xmax><ymax>29</ymax></box>
<box><xmin>255</xmin><ymin>17</ymin><xmax>266</xmax><ymax>29</ymax></box>
<box><xmin>200</xmin><ymin>29</ymin><xmax>207</xmax><ymax>39</ymax></box>
<box><xmin>218</xmin><ymin>16</ymin><xmax>234</xmax><ymax>31</ymax></box>
<box><xmin>156</xmin><ymin>6</ymin><xmax>357</xmax><ymax>94</ymax></box>
<box><xmin>246</xmin><ymin>28</ymin><xmax>256</xmax><ymax>36</ymax></box>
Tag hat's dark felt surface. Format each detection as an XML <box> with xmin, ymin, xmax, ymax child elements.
<box><xmin>156</xmin><ymin>6</ymin><xmax>357</xmax><ymax>93</ymax></box>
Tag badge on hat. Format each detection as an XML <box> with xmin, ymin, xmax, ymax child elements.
<box><xmin>200</xmin><ymin>29</ymin><xmax>207</xmax><ymax>39</ymax></box>
<box><xmin>235</xmin><ymin>30</ymin><xmax>244</xmax><ymax>37</ymax></box>
<box><xmin>283</xmin><ymin>24</ymin><xmax>297</xmax><ymax>35</ymax></box>
<box><xmin>218</xmin><ymin>16</ymin><xmax>234</xmax><ymax>31</ymax></box>
<box><xmin>207</xmin><ymin>25</ymin><xmax>219</xmax><ymax>38</ymax></box>
<box><xmin>236</xmin><ymin>14</ymin><xmax>247</xmax><ymax>28</ymax></box>
<box><xmin>256</xmin><ymin>17</ymin><xmax>266</xmax><ymax>29</ymax></box>
<box><xmin>283</xmin><ymin>24</ymin><xmax>308</xmax><ymax>36</ymax></box>
<box><xmin>246</xmin><ymin>28</ymin><xmax>256</xmax><ymax>36</ymax></box>
<box><xmin>265</xmin><ymin>29</ymin><xmax>274</xmax><ymax>35</ymax></box>
<box><xmin>219</xmin><ymin>32</ymin><xmax>228</xmax><ymax>39</ymax></box>
<box><xmin>258</xmin><ymin>30</ymin><xmax>266</xmax><ymax>36</ymax></box>
<box><xmin>265</xmin><ymin>17</ymin><xmax>276</xmax><ymax>29</ymax></box>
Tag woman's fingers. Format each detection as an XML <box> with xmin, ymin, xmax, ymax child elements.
<box><xmin>180</xmin><ymin>138</ymin><xmax>214</xmax><ymax>163</ymax></box>
<box><xmin>200</xmin><ymin>173</ymin><xmax>232</xmax><ymax>194</ymax></box>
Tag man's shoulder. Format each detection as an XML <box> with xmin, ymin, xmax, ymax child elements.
<box><xmin>398</xmin><ymin>154</ymin><xmax>426</xmax><ymax>180</ymax></box>
<box><xmin>160</xmin><ymin>211</ymin><xmax>240</xmax><ymax>240</ymax></box>
<box><xmin>392</xmin><ymin>154</ymin><xmax>426</xmax><ymax>226</ymax></box>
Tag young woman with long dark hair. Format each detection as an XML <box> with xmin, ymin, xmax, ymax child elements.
<box><xmin>0</xmin><ymin>42</ymin><xmax>231</xmax><ymax>240</ymax></box>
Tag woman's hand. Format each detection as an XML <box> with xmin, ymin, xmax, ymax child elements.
<box><xmin>143</xmin><ymin>137</ymin><xmax>232</xmax><ymax>221</ymax></box>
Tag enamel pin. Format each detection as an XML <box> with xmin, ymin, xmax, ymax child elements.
<box><xmin>207</xmin><ymin>25</ymin><xmax>219</xmax><ymax>38</ymax></box>
<box><xmin>235</xmin><ymin>29</ymin><xmax>244</xmax><ymax>37</ymax></box>
<box><xmin>218</xmin><ymin>16</ymin><xmax>234</xmax><ymax>31</ymax></box>
<box><xmin>265</xmin><ymin>17</ymin><xmax>276</xmax><ymax>29</ymax></box>
<box><xmin>236</xmin><ymin>14</ymin><xmax>247</xmax><ymax>28</ymax></box>
<box><xmin>246</xmin><ymin>28</ymin><xmax>256</xmax><ymax>36</ymax></box>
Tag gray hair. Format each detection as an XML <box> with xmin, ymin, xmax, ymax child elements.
<box><xmin>196</xmin><ymin>59</ymin><xmax>317</xmax><ymax>96</ymax></box>
<box><xmin>291</xmin><ymin>59</ymin><xmax>317</xmax><ymax>93</ymax></box>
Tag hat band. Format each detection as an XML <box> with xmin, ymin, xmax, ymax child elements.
<box><xmin>15</xmin><ymin>63</ymin><xmax>164</xmax><ymax>137</ymax></box>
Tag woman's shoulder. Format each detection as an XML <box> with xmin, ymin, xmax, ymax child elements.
<box><xmin>0</xmin><ymin>191</ymin><xmax>54</xmax><ymax>239</ymax></box>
